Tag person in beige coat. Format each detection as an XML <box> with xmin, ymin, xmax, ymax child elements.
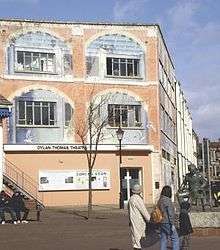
<box><xmin>128</xmin><ymin>184</ymin><xmax>150</xmax><ymax>250</ymax></box>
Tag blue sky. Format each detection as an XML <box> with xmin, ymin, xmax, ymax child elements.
<box><xmin>0</xmin><ymin>0</ymin><xmax>220</xmax><ymax>140</ymax></box>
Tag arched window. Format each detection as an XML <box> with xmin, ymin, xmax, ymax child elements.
<box><xmin>86</xmin><ymin>34</ymin><xmax>145</xmax><ymax>79</ymax></box>
<box><xmin>7</xmin><ymin>31</ymin><xmax>72</xmax><ymax>76</ymax></box>
<box><xmin>9</xmin><ymin>89</ymin><xmax>74</xmax><ymax>144</ymax></box>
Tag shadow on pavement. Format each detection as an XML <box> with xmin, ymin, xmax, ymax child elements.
<box><xmin>141</xmin><ymin>223</ymin><xmax>160</xmax><ymax>248</ymax></box>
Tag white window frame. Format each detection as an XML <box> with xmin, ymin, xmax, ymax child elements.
<box><xmin>15</xmin><ymin>50</ymin><xmax>56</xmax><ymax>74</ymax></box>
<box><xmin>17</xmin><ymin>100</ymin><xmax>57</xmax><ymax>127</ymax></box>
<box><xmin>108</xmin><ymin>104</ymin><xmax>142</xmax><ymax>128</ymax></box>
<box><xmin>106</xmin><ymin>57</ymin><xmax>140</xmax><ymax>78</ymax></box>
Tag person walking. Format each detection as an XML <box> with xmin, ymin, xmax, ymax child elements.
<box><xmin>179</xmin><ymin>201</ymin><xmax>193</xmax><ymax>250</ymax></box>
<box><xmin>128</xmin><ymin>183</ymin><xmax>150</xmax><ymax>250</ymax></box>
<box><xmin>10</xmin><ymin>191</ymin><xmax>29</xmax><ymax>223</ymax></box>
<box><xmin>158</xmin><ymin>185</ymin><xmax>179</xmax><ymax>250</ymax></box>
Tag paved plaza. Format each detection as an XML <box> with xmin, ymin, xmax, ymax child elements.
<box><xmin>0</xmin><ymin>207</ymin><xmax>219</xmax><ymax>250</ymax></box>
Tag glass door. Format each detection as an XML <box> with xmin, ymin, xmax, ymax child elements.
<box><xmin>120</xmin><ymin>168</ymin><xmax>141</xmax><ymax>207</ymax></box>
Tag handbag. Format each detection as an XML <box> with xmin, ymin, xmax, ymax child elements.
<box><xmin>150</xmin><ymin>205</ymin><xmax>163</xmax><ymax>224</ymax></box>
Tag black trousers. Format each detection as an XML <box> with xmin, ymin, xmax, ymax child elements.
<box><xmin>0</xmin><ymin>207</ymin><xmax>16</xmax><ymax>221</ymax></box>
<box><xmin>14</xmin><ymin>207</ymin><xmax>30</xmax><ymax>221</ymax></box>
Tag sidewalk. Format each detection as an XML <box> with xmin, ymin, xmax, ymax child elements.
<box><xmin>0</xmin><ymin>208</ymin><xmax>219</xmax><ymax>250</ymax></box>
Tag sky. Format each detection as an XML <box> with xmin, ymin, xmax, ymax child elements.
<box><xmin>0</xmin><ymin>0</ymin><xmax>219</xmax><ymax>140</ymax></box>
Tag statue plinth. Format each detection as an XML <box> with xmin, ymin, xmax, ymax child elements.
<box><xmin>190</xmin><ymin>212</ymin><xmax>220</xmax><ymax>228</ymax></box>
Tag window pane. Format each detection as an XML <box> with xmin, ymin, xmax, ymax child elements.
<box><xmin>113</xmin><ymin>59</ymin><xmax>119</xmax><ymax>76</ymax></box>
<box><xmin>17</xmin><ymin>51</ymin><xmax>24</xmax><ymax>70</ymax></box>
<box><xmin>108</xmin><ymin>105</ymin><xmax>114</xmax><ymax>126</ymax></box>
<box><xmin>24</xmin><ymin>52</ymin><xmax>31</xmax><ymax>70</ymax></box>
<box><xmin>26</xmin><ymin>105</ymin><xmax>33</xmax><ymax>125</ymax></box>
<box><xmin>34</xmin><ymin>102</ymin><xmax>41</xmax><ymax>125</ymax></box>
<box><xmin>135</xmin><ymin>106</ymin><xmax>141</xmax><ymax>123</ymax></box>
<box><xmin>18</xmin><ymin>101</ymin><xmax>25</xmax><ymax>119</ymax></box>
<box><xmin>106</xmin><ymin>58</ymin><xmax>112</xmax><ymax>75</ymax></box>
<box><xmin>115</xmin><ymin>105</ymin><xmax>120</xmax><ymax>127</ymax></box>
<box><xmin>42</xmin><ymin>106</ymin><xmax>49</xmax><ymax>125</ymax></box>
<box><xmin>127</xmin><ymin>63</ymin><xmax>133</xmax><ymax>77</ymax></box>
<box><xmin>32</xmin><ymin>53</ymin><xmax>40</xmax><ymax>71</ymax></box>
<box><xmin>121</xmin><ymin>107</ymin><xmax>128</xmax><ymax>127</ymax></box>
<box><xmin>120</xmin><ymin>60</ymin><xmax>126</xmax><ymax>76</ymax></box>
<box><xmin>134</xmin><ymin>59</ymin><xmax>139</xmax><ymax>76</ymax></box>
<box><xmin>48</xmin><ymin>54</ymin><xmax>55</xmax><ymax>73</ymax></box>
<box><xmin>40</xmin><ymin>53</ymin><xmax>47</xmax><ymax>72</ymax></box>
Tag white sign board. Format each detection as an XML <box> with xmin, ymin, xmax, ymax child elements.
<box><xmin>39</xmin><ymin>169</ymin><xmax>110</xmax><ymax>191</ymax></box>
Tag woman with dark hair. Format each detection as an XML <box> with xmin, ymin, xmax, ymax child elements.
<box><xmin>158</xmin><ymin>185</ymin><xmax>179</xmax><ymax>250</ymax></box>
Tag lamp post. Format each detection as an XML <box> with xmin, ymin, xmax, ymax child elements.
<box><xmin>116</xmin><ymin>126</ymin><xmax>124</xmax><ymax>209</ymax></box>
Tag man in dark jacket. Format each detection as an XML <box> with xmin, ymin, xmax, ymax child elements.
<box><xmin>179</xmin><ymin>201</ymin><xmax>193</xmax><ymax>250</ymax></box>
<box><xmin>0</xmin><ymin>191</ymin><xmax>17</xmax><ymax>224</ymax></box>
<box><xmin>10</xmin><ymin>191</ymin><xmax>29</xmax><ymax>223</ymax></box>
<box><xmin>0</xmin><ymin>191</ymin><xmax>7</xmax><ymax>224</ymax></box>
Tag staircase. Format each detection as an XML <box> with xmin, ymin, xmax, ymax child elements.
<box><xmin>3</xmin><ymin>158</ymin><xmax>44</xmax><ymax>217</ymax></box>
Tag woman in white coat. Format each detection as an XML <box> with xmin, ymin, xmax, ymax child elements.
<box><xmin>128</xmin><ymin>184</ymin><xmax>150</xmax><ymax>250</ymax></box>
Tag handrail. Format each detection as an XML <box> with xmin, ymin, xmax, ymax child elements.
<box><xmin>4</xmin><ymin>158</ymin><xmax>39</xmax><ymax>186</ymax></box>
<box><xmin>3</xmin><ymin>157</ymin><xmax>44</xmax><ymax>206</ymax></box>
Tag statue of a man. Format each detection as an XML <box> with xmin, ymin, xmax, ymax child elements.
<box><xmin>178</xmin><ymin>164</ymin><xmax>208</xmax><ymax>211</ymax></box>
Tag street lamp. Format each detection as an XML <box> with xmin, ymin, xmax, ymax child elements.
<box><xmin>116</xmin><ymin>126</ymin><xmax>124</xmax><ymax>209</ymax></box>
<box><xmin>116</xmin><ymin>126</ymin><xmax>124</xmax><ymax>164</ymax></box>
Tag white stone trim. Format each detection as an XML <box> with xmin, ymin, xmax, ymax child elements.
<box><xmin>85</xmin><ymin>79</ymin><xmax>158</xmax><ymax>86</ymax></box>
<box><xmin>3</xmin><ymin>74</ymin><xmax>79</xmax><ymax>82</ymax></box>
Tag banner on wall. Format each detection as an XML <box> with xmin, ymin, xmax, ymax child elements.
<box><xmin>38</xmin><ymin>169</ymin><xmax>110</xmax><ymax>191</ymax></box>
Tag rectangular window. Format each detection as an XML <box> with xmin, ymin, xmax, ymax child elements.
<box><xmin>106</xmin><ymin>57</ymin><xmax>140</xmax><ymax>78</ymax></box>
<box><xmin>108</xmin><ymin>104</ymin><xmax>141</xmax><ymax>127</ymax></box>
<box><xmin>15</xmin><ymin>51</ymin><xmax>55</xmax><ymax>73</ymax></box>
<box><xmin>17</xmin><ymin>100</ymin><xmax>56</xmax><ymax>126</ymax></box>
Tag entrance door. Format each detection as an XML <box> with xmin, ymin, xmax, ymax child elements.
<box><xmin>120</xmin><ymin>168</ymin><xmax>141</xmax><ymax>206</ymax></box>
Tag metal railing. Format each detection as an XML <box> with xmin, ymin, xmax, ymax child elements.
<box><xmin>3</xmin><ymin>158</ymin><xmax>44</xmax><ymax>207</ymax></box>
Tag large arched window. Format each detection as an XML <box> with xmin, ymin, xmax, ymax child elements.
<box><xmin>9</xmin><ymin>89</ymin><xmax>74</xmax><ymax>144</ymax></box>
<box><xmin>86</xmin><ymin>34</ymin><xmax>145</xmax><ymax>80</ymax></box>
<box><xmin>7</xmin><ymin>31</ymin><xmax>72</xmax><ymax>76</ymax></box>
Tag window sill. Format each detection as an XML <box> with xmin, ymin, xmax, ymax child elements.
<box><xmin>105</xmin><ymin>75</ymin><xmax>143</xmax><ymax>80</ymax></box>
<box><xmin>16</xmin><ymin>125</ymin><xmax>59</xmax><ymax>128</ymax></box>
<box><xmin>14</xmin><ymin>70</ymin><xmax>58</xmax><ymax>75</ymax></box>
<box><xmin>106</xmin><ymin>126</ymin><xmax>145</xmax><ymax>130</ymax></box>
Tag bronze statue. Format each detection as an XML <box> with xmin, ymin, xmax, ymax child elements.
<box><xmin>177</xmin><ymin>164</ymin><xmax>208</xmax><ymax>211</ymax></box>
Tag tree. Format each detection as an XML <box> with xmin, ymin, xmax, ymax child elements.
<box><xmin>75</xmin><ymin>89</ymin><xmax>113</xmax><ymax>219</ymax></box>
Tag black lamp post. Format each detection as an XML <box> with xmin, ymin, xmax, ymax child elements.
<box><xmin>116</xmin><ymin>126</ymin><xmax>124</xmax><ymax>209</ymax></box>
<box><xmin>116</xmin><ymin>126</ymin><xmax>124</xmax><ymax>164</ymax></box>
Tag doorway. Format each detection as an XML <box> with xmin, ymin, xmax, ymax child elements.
<box><xmin>120</xmin><ymin>168</ymin><xmax>141</xmax><ymax>206</ymax></box>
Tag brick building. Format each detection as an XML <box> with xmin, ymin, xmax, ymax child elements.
<box><xmin>0</xmin><ymin>19</ymin><xmax>195</xmax><ymax>207</ymax></box>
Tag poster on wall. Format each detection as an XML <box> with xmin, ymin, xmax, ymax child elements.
<box><xmin>38</xmin><ymin>169</ymin><xmax>110</xmax><ymax>191</ymax></box>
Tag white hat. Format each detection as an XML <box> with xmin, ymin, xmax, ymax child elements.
<box><xmin>132</xmin><ymin>184</ymin><xmax>142</xmax><ymax>194</ymax></box>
